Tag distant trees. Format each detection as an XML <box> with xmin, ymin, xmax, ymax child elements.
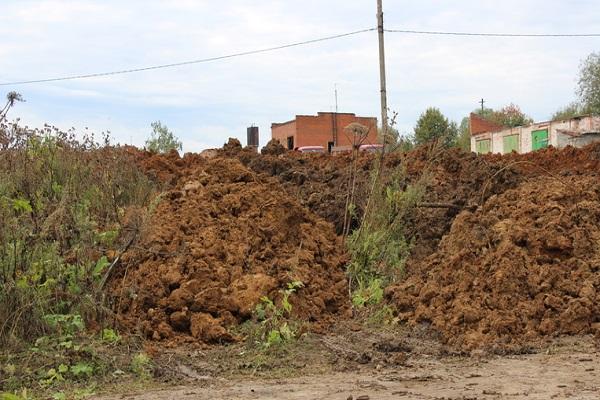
<box><xmin>413</xmin><ymin>107</ymin><xmax>457</xmax><ymax>147</ymax></box>
<box><xmin>551</xmin><ymin>102</ymin><xmax>584</xmax><ymax>121</ymax></box>
<box><xmin>145</xmin><ymin>121</ymin><xmax>182</xmax><ymax>153</ymax></box>
<box><xmin>551</xmin><ymin>52</ymin><xmax>600</xmax><ymax>120</ymax></box>
<box><xmin>474</xmin><ymin>103</ymin><xmax>533</xmax><ymax>128</ymax></box>
<box><xmin>456</xmin><ymin>117</ymin><xmax>471</xmax><ymax>151</ymax></box>
<box><xmin>397</xmin><ymin>103</ymin><xmax>531</xmax><ymax>152</ymax></box>
<box><xmin>577</xmin><ymin>52</ymin><xmax>600</xmax><ymax>115</ymax></box>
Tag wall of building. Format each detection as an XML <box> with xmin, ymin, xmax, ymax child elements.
<box><xmin>271</xmin><ymin>113</ymin><xmax>378</xmax><ymax>150</ymax></box>
<box><xmin>471</xmin><ymin>116</ymin><xmax>600</xmax><ymax>154</ymax></box>
<box><xmin>271</xmin><ymin>120</ymin><xmax>297</xmax><ymax>149</ymax></box>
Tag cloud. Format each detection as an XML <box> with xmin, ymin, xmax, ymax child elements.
<box><xmin>1</xmin><ymin>0</ymin><xmax>598</xmax><ymax>150</ymax></box>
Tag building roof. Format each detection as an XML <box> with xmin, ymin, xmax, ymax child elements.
<box><xmin>469</xmin><ymin>113</ymin><xmax>505</xmax><ymax>136</ymax></box>
<box><xmin>271</xmin><ymin>112</ymin><xmax>376</xmax><ymax>128</ymax></box>
<box><xmin>470</xmin><ymin>114</ymin><xmax>600</xmax><ymax>138</ymax></box>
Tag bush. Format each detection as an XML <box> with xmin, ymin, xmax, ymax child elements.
<box><xmin>145</xmin><ymin>121</ymin><xmax>182</xmax><ymax>154</ymax></box>
<box><xmin>346</xmin><ymin>164</ymin><xmax>425</xmax><ymax>300</ymax></box>
<box><xmin>0</xmin><ymin>119</ymin><xmax>155</xmax><ymax>346</ymax></box>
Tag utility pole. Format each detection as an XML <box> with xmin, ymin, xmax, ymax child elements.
<box><xmin>480</xmin><ymin>98</ymin><xmax>485</xmax><ymax>112</ymax></box>
<box><xmin>377</xmin><ymin>0</ymin><xmax>388</xmax><ymax>143</ymax></box>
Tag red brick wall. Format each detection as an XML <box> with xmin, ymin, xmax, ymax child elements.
<box><xmin>470</xmin><ymin>113</ymin><xmax>505</xmax><ymax>136</ymax></box>
<box><xmin>271</xmin><ymin>120</ymin><xmax>297</xmax><ymax>149</ymax></box>
<box><xmin>272</xmin><ymin>113</ymin><xmax>378</xmax><ymax>150</ymax></box>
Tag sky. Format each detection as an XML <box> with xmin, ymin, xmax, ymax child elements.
<box><xmin>0</xmin><ymin>0</ymin><xmax>599</xmax><ymax>152</ymax></box>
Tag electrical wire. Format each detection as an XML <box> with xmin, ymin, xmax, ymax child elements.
<box><xmin>2</xmin><ymin>26</ymin><xmax>598</xmax><ymax>86</ymax></box>
<box><xmin>0</xmin><ymin>28</ymin><xmax>376</xmax><ymax>86</ymax></box>
<box><xmin>385</xmin><ymin>29</ymin><xmax>600</xmax><ymax>37</ymax></box>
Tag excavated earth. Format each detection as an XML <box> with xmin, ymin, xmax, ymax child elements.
<box><xmin>115</xmin><ymin>141</ymin><xmax>600</xmax><ymax>351</ymax></box>
<box><xmin>386</xmin><ymin>175</ymin><xmax>600</xmax><ymax>352</ymax></box>
<box><xmin>109</xmin><ymin>154</ymin><xmax>349</xmax><ymax>344</ymax></box>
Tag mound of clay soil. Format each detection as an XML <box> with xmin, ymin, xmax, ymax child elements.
<box><xmin>261</xmin><ymin>139</ymin><xmax>287</xmax><ymax>156</ymax></box>
<box><xmin>387</xmin><ymin>175</ymin><xmax>600</xmax><ymax>352</ymax></box>
<box><xmin>109</xmin><ymin>157</ymin><xmax>349</xmax><ymax>344</ymax></box>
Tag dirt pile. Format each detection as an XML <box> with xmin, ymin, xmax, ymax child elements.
<box><xmin>109</xmin><ymin>157</ymin><xmax>348</xmax><ymax>344</ymax></box>
<box><xmin>261</xmin><ymin>139</ymin><xmax>287</xmax><ymax>156</ymax></box>
<box><xmin>488</xmin><ymin>142</ymin><xmax>600</xmax><ymax>177</ymax></box>
<box><xmin>387</xmin><ymin>175</ymin><xmax>600</xmax><ymax>352</ymax></box>
<box><xmin>238</xmin><ymin>146</ymin><xmax>520</xmax><ymax>260</ymax></box>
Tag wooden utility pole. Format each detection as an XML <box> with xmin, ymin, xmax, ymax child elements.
<box><xmin>377</xmin><ymin>0</ymin><xmax>388</xmax><ymax>141</ymax></box>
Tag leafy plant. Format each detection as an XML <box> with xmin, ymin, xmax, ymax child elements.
<box><xmin>100</xmin><ymin>328</ymin><xmax>120</xmax><ymax>344</ymax></box>
<box><xmin>130</xmin><ymin>352</ymin><xmax>152</xmax><ymax>379</ymax></box>
<box><xmin>347</xmin><ymin>168</ymin><xmax>424</xmax><ymax>293</ymax></box>
<box><xmin>145</xmin><ymin>121</ymin><xmax>182</xmax><ymax>154</ymax></box>
<box><xmin>351</xmin><ymin>278</ymin><xmax>384</xmax><ymax>307</ymax></box>
<box><xmin>413</xmin><ymin>107</ymin><xmax>458</xmax><ymax>147</ymax></box>
<box><xmin>254</xmin><ymin>281</ymin><xmax>304</xmax><ymax>347</ymax></box>
<box><xmin>0</xmin><ymin>117</ymin><xmax>155</xmax><ymax>347</ymax></box>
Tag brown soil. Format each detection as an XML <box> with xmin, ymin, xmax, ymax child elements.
<box><xmin>238</xmin><ymin>145</ymin><xmax>520</xmax><ymax>262</ymax></box>
<box><xmin>92</xmin><ymin>334</ymin><xmax>600</xmax><ymax>400</ymax></box>
<box><xmin>387</xmin><ymin>175</ymin><xmax>600</xmax><ymax>351</ymax></box>
<box><xmin>109</xmin><ymin>156</ymin><xmax>349</xmax><ymax>344</ymax></box>
<box><xmin>260</xmin><ymin>139</ymin><xmax>286</xmax><ymax>156</ymax></box>
<box><xmin>119</xmin><ymin>142</ymin><xmax>600</xmax><ymax>351</ymax></box>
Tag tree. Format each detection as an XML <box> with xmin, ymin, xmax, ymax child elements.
<box><xmin>455</xmin><ymin>117</ymin><xmax>471</xmax><ymax>151</ymax></box>
<box><xmin>551</xmin><ymin>102</ymin><xmax>584</xmax><ymax>121</ymax></box>
<box><xmin>145</xmin><ymin>121</ymin><xmax>182</xmax><ymax>153</ymax></box>
<box><xmin>413</xmin><ymin>107</ymin><xmax>457</xmax><ymax>147</ymax></box>
<box><xmin>577</xmin><ymin>52</ymin><xmax>600</xmax><ymax>115</ymax></box>
<box><xmin>488</xmin><ymin>103</ymin><xmax>533</xmax><ymax>128</ymax></box>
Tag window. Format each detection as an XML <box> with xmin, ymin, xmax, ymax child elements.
<box><xmin>327</xmin><ymin>141</ymin><xmax>334</xmax><ymax>153</ymax></box>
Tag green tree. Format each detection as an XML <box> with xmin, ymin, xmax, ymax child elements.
<box><xmin>488</xmin><ymin>103</ymin><xmax>533</xmax><ymax>128</ymax></box>
<box><xmin>413</xmin><ymin>107</ymin><xmax>457</xmax><ymax>147</ymax></box>
<box><xmin>551</xmin><ymin>102</ymin><xmax>584</xmax><ymax>121</ymax></box>
<box><xmin>455</xmin><ymin>117</ymin><xmax>471</xmax><ymax>151</ymax></box>
<box><xmin>577</xmin><ymin>52</ymin><xmax>600</xmax><ymax>115</ymax></box>
<box><xmin>145</xmin><ymin>121</ymin><xmax>182</xmax><ymax>153</ymax></box>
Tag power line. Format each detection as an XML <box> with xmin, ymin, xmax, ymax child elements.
<box><xmin>0</xmin><ymin>28</ymin><xmax>376</xmax><ymax>86</ymax></box>
<box><xmin>385</xmin><ymin>29</ymin><xmax>600</xmax><ymax>37</ymax></box>
<box><xmin>2</xmin><ymin>26</ymin><xmax>598</xmax><ymax>86</ymax></box>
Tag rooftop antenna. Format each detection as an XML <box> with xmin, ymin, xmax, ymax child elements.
<box><xmin>335</xmin><ymin>83</ymin><xmax>339</xmax><ymax>113</ymax></box>
<box><xmin>332</xmin><ymin>83</ymin><xmax>339</xmax><ymax>147</ymax></box>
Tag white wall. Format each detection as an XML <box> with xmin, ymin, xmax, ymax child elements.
<box><xmin>471</xmin><ymin>116</ymin><xmax>600</xmax><ymax>154</ymax></box>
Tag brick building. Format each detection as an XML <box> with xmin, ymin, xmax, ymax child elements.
<box><xmin>470</xmin><ymin>113</ymin><xmax>600</xmax><ymax>154</ymax></box>
<box><xmin>271</xmin><ymin>112</ymin><xmax>378</xmax><ymax>152</ymax></box>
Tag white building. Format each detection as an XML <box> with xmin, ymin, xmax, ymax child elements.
<box><xmin>470</xmin><ymin>114</ymin><xmax>600</xmax><ymax>154</ymax></box>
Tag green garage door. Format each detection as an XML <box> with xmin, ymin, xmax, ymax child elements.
<box><xmin>531</xmin><ymin>129</ymin><xmax>548</xmax><ymax>151</ymax></box>
<box><xmin>503</xmin><ymin>135</ymin><xmax>520</xmax><ymax>154</ymax></box>
<box><xmin>476</xmin><ymin>139</ymin><xmax>491</xmax><ymax>154</ymax></box>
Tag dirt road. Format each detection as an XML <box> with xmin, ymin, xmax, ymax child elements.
<box><xmin>94</xmin><ymin>338</ymin><xmax>599</xmax><ymax>400</ymax></box>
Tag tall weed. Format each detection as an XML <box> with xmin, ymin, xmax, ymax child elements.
<box><xmin>0</xmin><ymin>118</ymin><xmax>155</xmax><ymax>346</ymax></box>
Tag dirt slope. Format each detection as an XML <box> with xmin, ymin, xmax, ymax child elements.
<box><xmin>109</xmin><ymin>157</ymin><xmax>348</xmax><ymax>344</ymax></box>
<box><xmin>387</xmin><ymin>175</ymin><xmax>600</xmax><ymax>351</ymax></box>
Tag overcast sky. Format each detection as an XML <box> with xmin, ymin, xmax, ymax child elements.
<box><xmin>1</xmin><ymin>1</ymin><xmax>599</xmax><ymax>152</ymax></box>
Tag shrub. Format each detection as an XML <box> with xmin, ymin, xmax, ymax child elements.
<box><xmin>0</xmin><ymin>118</ymin><xmax>155</xmax><ymax>346</ymax></box>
